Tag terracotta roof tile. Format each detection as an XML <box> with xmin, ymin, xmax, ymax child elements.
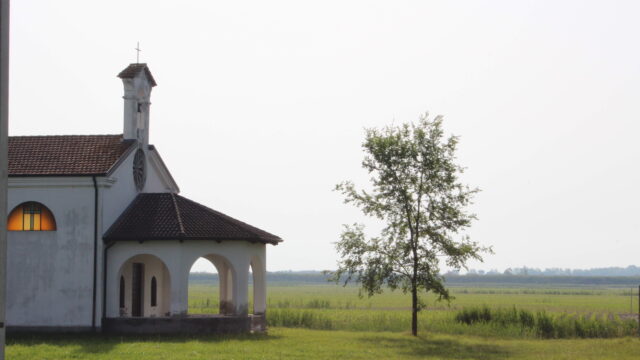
<box><xmin>8</xmin><ymin>135</ymin><xmax>136</xmax><ymax>176</ymax></box>
<box><xmin>117</xmin><ymin>63</ymin><xmax>157</xmax><ymax>87</ymax></box>
<box><xmin>103</xmin><ymin>193</ymin><xmax>282</xmax><ymax>245</ymax></box>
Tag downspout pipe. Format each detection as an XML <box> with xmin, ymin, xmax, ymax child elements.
<box><xmin>102</xmin><ymin>240</ymin><xmax>116</xmax><ymax>325</ymax></box>
<box><xmin>91</xmin><ymin>176</ymin><xmax>98</xmax><ymax>331</ymax></box>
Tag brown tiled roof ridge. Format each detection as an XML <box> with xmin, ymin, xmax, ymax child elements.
<box><xmin>170</xmin><ymin>193</ymin><xmax>187</xmax><ymax>236</ymax></box>
<box><xmin>176</xmin><ymin>194</ymin><xmax>280</xmax><ymax>243</ymax></box>
<box><xmin>9</xmin><ymin>134</ymin><xmax>136</xmax><ymax>176</ymax></box>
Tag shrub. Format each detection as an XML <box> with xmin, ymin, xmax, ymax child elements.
<box><xmin>454</xmin><ymin>306</ymin><xmax>638</xmax><ymax>339</ymax></box>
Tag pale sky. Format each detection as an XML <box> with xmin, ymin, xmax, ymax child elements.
<box><xmin>8</xmin><ymin>1</ymin><xmax>640</xmax><ymax>272</ymax></box>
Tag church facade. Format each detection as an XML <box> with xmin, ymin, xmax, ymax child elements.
<box><xmin>5</xmin><ymin>64</ymin><xmax>281</xmax><ymax>333</ymax></box>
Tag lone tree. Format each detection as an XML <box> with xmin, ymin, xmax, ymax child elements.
<box><xmin>332</xmin><ymin>113</ymin><xmax>490</xmax><ymax>336</ymax></box>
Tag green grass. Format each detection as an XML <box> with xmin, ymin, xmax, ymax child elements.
<box><xmin>190</xmin><ymin>283</ymin><xmax>639</xmax><ymax>313</ymax></box>
<box><xmin>7</xmin><ymin>283</ymin><xmax>640</xmax><ymax>359</ymax></box>
<box><xmin>7</xmin><ymin>328</ymin><xmax>640</xmax><ymax>360</ymax></box>
<box><xmin>188</xmin><ymin>283</ymin><xmax>639</xmax><ymax>337</ymax></box>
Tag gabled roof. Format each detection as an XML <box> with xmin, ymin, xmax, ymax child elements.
<box><xmin>8</xmin><ymin>135</ymin><xmax>136</xmax><ymax>176</ymax></box>
<box><xmin>117</xmin><ymin>63</ymin><xmax>157</xmax><ymax>87</ymax></box>
<box><xmin>103</xmin><ymin>193</ymin><xmax>282</xmax><ymax>245</ymax></box>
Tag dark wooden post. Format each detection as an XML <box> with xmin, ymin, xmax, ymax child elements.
<box><xmin>637</xmin><ymin>285</ymin><xmax>639</xmax><ymax>336</ymax></box>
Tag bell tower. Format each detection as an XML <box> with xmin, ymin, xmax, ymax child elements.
<box><xmin>117</xmin><ymin>63</ymin><xmax>157</xmax><ymax>146</ymax></box>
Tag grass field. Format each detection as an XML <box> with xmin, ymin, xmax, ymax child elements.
<box><xmin>191</xmin><ymin>283</ymin><xmax>640</xmax><ymax>314</ymax></box>
<box><xmin>7</xmin><ymin>282</ymin><xmax>640</xmax><ymax>359</ymax></box>
<box><xmin>8</xmin><ymin>328</ymin><xmax>640</xmax><ymax>359</ymax></box>
<box><xmin>190</xmin><ymin>283</ymin><xmax>639</xmax><ymax>336</ymax></box>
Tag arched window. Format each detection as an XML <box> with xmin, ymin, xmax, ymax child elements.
<box><xmin>119</xmin><ymin>276</ymin><xmax>126</xmax><ymax>309</ymax></box>
<box><xmin>7</xmin><ymin>202</ymin><xmax>57</xmax><ymax>231</ymax></box>
<box><xmin>150</xmin><ymin>276</ymin><xmax>157</xmax><ymax>307</ymax></box>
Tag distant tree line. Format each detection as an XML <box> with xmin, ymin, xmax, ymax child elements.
<box><xmin>458</xmin><ymin>265</ymin><xmax>640</xmax><ymax>277</ymax></box>
<box><xmin>189</xmin><ymin>271</ymin><xmax>334</xmax><ymax>285</ymax></box>
<box><xmin>189</xmin><ymin>266</ymin><xmax>640</xmax><ymax>286</ymax></box>
<box><xmin>441</xmin><ymin>275</ymin><xmax>640</xmax><ymax>286</ymax></box>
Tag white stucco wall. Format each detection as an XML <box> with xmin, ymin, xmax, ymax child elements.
<box><xmin>6</xmin><ymin>143</ymin><xmax>179</xmax><ymax>328</ymax></box>
<box><xmin>101</xmin><ymin>145</ymin><xmax>174</xmax><ymax>233</ymax></box>
<box><xmin>6</xmin><ymin>178</ymin><xmax>95</xmax><ymax>327</ymax></box>
<box><xmin>105</xmin><ymin>240</ymin><xmax>266</xmax><ymax>318</ymax></box>
<box><xmin>101</xmin><ymin>150</ymin><xmax>139</xmax><ymax>233</ymax></box>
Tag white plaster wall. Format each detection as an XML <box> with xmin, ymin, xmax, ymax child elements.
<box><xmin>101</xmin><ymin>145</ymin><xmax>174</xmax><ymax>233</ymax></box>
<box><xmin>105</xmin><ymin>240</ymin><xmax>266</xmax><ymax>318</ymax></box>
<box><xmin>101</xmin><ymin>148</ymin><xmax>141</xmax><ymax>232</ymax></box>
<box><xmin>144</xmin><ymin>150</ymin><xmax>175</xmax><ymax>193</ymax></box>
<box><xmin>6</xmin><ymin>180</ymin><xmax>95</xmax><ymax>327</ymax></box>
<box><xmin>5</xmin><ymin>142</ymin><xmax>179</xmax><ymax>327</ymax></box>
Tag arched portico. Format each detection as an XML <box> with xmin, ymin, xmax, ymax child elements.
<box><xmin>183</xmin><ymin>250</ymin><xmax>253</xmax><ymax>317</ymax></box>
<box><xmin>188</xmin><ymin>254</ymin><xmax>237</xmax><ymax>315</ymax></box>
<box><xmin>103</xmin><ymin>240</ymin><xmax>272</xmax><ymax>333</ymax></box>
<box><xmin>102</xmin><ymin>192</ymin><xmax>281</xmax><ymax>334</ymax></box>
<box><xmin>106</xmin><ymin>240</ymin><xmax>267</xmax><ymax>318</ymax></box>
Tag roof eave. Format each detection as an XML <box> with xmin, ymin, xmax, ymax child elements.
<box><xmin>9</xmin><ymin>172</ymin><xmax>108</xmax><ymax>177</ymax></box>
<box><xmin>102</xmin><ymin>236</ymin><xmax>281</xmax><ymax>245</ymax></box>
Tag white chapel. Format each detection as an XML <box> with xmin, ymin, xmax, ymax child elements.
<box><xmin>5</xmin><ymin>63</ymin><xmax>282</xmax><ymax>333</ymax></box>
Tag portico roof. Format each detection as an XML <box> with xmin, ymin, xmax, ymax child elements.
<box><xmin>103</xmin><ymin>193</ymin><xmax>282</xmax><ymax>245</ymax></box>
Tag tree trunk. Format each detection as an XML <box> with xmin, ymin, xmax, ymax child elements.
<box><xmin>411</xmin><ymin>230</ymin><xmax>419</xmax><ymax>336</ymax></box>
<box><xmin>411</xmin><ymin>283</ymin><xmax>418</xmax><ymax>336</ymax></box>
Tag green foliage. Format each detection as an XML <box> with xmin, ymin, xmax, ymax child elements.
<box><xmin>268</xmin><ymin>309</ymin><xmax>334</xmax><ymax>329</ymax></box>
<box><xmin>332</xmin><ymin>113</ymin><xmax>490</xmax><ymax>335</ymax></box>
<box><xmin>454</xmin><ymin>306</ymin><xmax>639</xmax><ymax>339</ymax></box>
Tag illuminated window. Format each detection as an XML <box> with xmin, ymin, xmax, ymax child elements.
<box><xmin>8</xmin><ymin>202</ymin><xmax>57</xmax><ymax>231</ymax></box>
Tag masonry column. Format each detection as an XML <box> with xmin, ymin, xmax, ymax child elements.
<box><xmin>251</xmin><ymin>256</ymin><xmax>267</xmax><ymax>315</ymax></box>
<box><xmin>0</xmin><ymin>0</ymin><xmax>10</xmax><ymax>358</ymax></box>
<box><xmin>170</xmin><ymin>262</ymin><xmax>189</xmax><ymax>316</ymax></box>
<box><xmin>232</xmin><ymin>258</ymin><xmax>250</xmax><ymax>316</ymax></box>
<box><xmin>217</xmin><ymin>262</ymin><xmax>234</xmax><ymax>315</ymax></box>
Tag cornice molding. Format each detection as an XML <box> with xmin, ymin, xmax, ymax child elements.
<box><xmin>9</xmin><ymin>176</ymin><xmax>116</xmax><ymax>189</ymax></box>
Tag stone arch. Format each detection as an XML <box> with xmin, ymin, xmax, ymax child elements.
<box><xmin>188</xmin><ymin>254</ymin><xmax>237</xmax><ymax>315</ymax></box>
<box><xmin>117</xmin><ymin>254</ymin><xmax>171</xmax><ymax>317</ymax></box>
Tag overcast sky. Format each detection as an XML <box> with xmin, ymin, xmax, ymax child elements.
<box><xmin>8</xmin><ymin>1</ymin><xmax>640</xmax><ymax>272</ymax></box>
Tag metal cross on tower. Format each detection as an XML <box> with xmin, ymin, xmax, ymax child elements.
<box><xmin>135</xmin><ymin>42</ymin><xmax>141</xmax><ymax>63</ymax></box>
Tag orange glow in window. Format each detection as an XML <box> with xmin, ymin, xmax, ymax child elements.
<box><xmin>7</xmin><ymin>202</ymin><xmax>57</xmax><ymax>231</ymax></box>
